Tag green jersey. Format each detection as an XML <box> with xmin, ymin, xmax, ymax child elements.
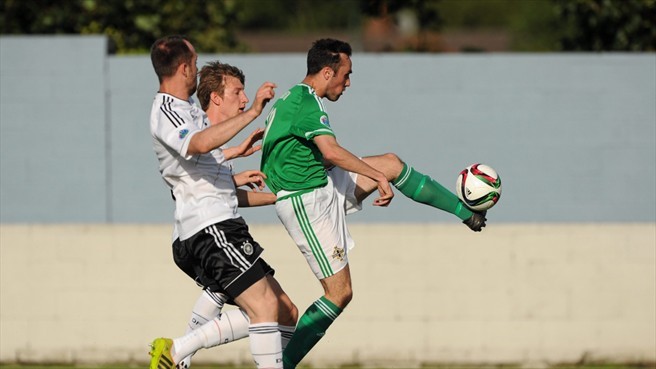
<box><xmin>260</xmin><ymin>83</ymin><xmax>336</xmax><ymax>195</ymax></box>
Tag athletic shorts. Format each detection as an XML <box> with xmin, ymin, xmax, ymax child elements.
<box><xmin>327</xmin><ymin>166</ymin><xmax>362</xmax><ymax>215</ymax></box>
<box><xmin>172</xmin><ymin>217</ymin><xmax>274</xmax><ymax>299</ymax></box>
<box><xmin>275</xmin><ymin>168</ymin><xmax>361</xmax><ymax>280</ymax></box>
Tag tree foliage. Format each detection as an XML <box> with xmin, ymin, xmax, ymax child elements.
<box><xmin>237</xmin><ymin>0</ymin><xmax>360</xmax><ymax>32</ymax></box>
<box><xmin>0</xmin><ymin>0</ymin><xmax>247</xmax><ymax>53</ymax></box>
<box><xmin>1</xmin><ymin>0</ymin><xmax>655</xmax><ymax>52</ymax></box>
<box><xmin>360</xmin><ymin>0</ymin><xmax>442</xmax><ymax>33</ymax></box>
<box><xmin>553</xmin><ymin>0</ymin><xmax>656</xmax><ymax>51</ymax></box>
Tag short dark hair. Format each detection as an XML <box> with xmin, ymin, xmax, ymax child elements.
<box><xmin>197</xmin><ymin>61</ymin><xmax>246</xmax><ymax>111</ymax></box>
<box><xmin>150</xmin><ymin>35</ymin><xmax>194</xmax><ymax>83</ymax></box>
<box><xmin>306</xmin><ymin>38</ymin><xmax>352</xmax><ymax>76</ymax></box>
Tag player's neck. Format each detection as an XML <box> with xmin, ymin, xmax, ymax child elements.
<box><xmin>205</xmin><ymin>106</ymin><xmax>224</xmax><ymax>126</ymax></box>
<box><xmin>158</xmin><ymin>80</ymin><xmax>191</xmax><ymax>101</ymax></box>
<box><xmin>302</xmin><ymin>76</ymin><xmax>326</xmax><ymax>98</ymax></box>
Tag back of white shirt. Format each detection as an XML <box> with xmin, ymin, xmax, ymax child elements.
<box><xmin>150</xmin><ymin>93</ymin><xmax>239</xmax><ymax>241</ymax></box>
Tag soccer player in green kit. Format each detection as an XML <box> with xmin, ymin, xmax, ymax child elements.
<box><xmin>260</xmin><ymin>38</ymin><xmax>487</xmax><ymax>369</ymax></box>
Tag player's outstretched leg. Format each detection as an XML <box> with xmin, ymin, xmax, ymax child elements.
<box><xmin>360</xmin><ymin>154</ymin><xmax>475</xmax><ymax>221</ymax></box>
<box><xmin>149</xmin><ymin>309</ymin><xmax>250</xmax><ymax>369</ymax></box>
<box><xmin>178</xmin><ymin>290</ymin><xmax>228</xmax><ymax>368</ymax></box>
<box><xmin>149</xmin><ymin>338</ymin><xmax>175</xmax><ymax>369</ymax></box>
<box><xmin>393</xmin><ymin>161</ymin><xmax>474</xmax><ymax>220</ymax></box>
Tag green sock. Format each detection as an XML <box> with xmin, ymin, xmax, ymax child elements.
<box><xmin>282</xmin><ymin>297</ymin><xmax>342</xmax><ymax>369</ymax></box>
<box><xmin>393</xmin><ymin>163</ymin><xmax>473</xmax><ymax>221</ymax></box>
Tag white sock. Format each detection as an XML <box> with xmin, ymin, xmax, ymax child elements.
<box><xmin>186</xmin><ymin>290</ymin><xmax>228</xmax><ymax>332</ymax></box>
<box><xmin>249</xmin><ymin>322</ymin><xmax>282</xmax><ymax>369</ymax></box>
<box><xmin>279</xmin><ymin>325</ymin><xmax>296</xmax><ymax>350</ymax></box>
<box><xmin>177</xmin><ymin>290</ymin><xmax>228</xmax><ymax>368</ymax></box>
<box><xmin>172</xmin><ymin>309</ymin><xmax>250</xmax><ymax>364</ymax></box>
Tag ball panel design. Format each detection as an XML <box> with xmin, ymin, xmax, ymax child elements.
<box><xmin>456</xmin><ymin>163</ymin><xmax>502</xmax><ymax>211</ymax></box>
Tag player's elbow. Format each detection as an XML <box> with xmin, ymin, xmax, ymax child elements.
<box><xmin>321</xmin><ymin>148</ymin><xmax>341</xmax><ymax>165</ymax></box>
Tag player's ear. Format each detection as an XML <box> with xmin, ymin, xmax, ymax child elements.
<box><xmin>211</xmin><ymin>91</ymin><xmax>222</xmax><ymax>106</ymax></box>
<box><xmin>323</xmin><ymin>67</ymin><xmax>333</xmax><ymax>80</ymax></box>
<box><xmin>180</xmin><ymin>62</ymin><xmax>192</xmax><ymax>78</ymax></box>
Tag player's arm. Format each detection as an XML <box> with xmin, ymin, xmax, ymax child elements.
<box><xmin>234</xmin><ymin>170</ymin><xmax>275</xmax><ymax>207</ymax></box>
<box><xmin>223</xmin><ymin>128</ymin><xmax>264</xmax><ymax>160</ymax></box>
<box><xmin>314</xmin><ymin>134</ymin><xmax>393</xmax><ymax>207</ymax></box>
<box><xmin>188</xmin><ymin>82</ymin><xmax>275</xmax><ymax>155</ymax></box>
<box><xmin>233</xmin><ymin>170</ymin><xmax>267</xmax><ymax>191</ymax></box>
<box><xmin>236</xmin><ymin>188</ymin><xmax>276</xmax><ymax>207</ymax></box>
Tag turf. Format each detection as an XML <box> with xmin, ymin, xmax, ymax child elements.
<box><xmin>0</xmin><ymin>365</ymin><xmax>654</xmax><ymax>369</ymax></box>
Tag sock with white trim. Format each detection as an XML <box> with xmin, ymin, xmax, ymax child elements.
<box><xmin>177</xmin><ymin>290</ymin><xmax>228</xmax><ymax>368</ymax></box>
<box><xmin>282</xmin><ymin>297</ymin><xmax>341</xmax><ymax>369</ymax></box>
<box><xmin>393</xmin><ymin>163</ymin><xmax>473</xmax><ymax>220</ymax></box>
<box><xmin>279</xmin><ymin>325</ymin><xmax>296</xmax><ymax>350</ymax></box>
<box><xmin>171</xmin><ymin>309</ymin><xmax>250</xmax><ymax>364</ymax></box>
<box><xmin>249</xmin><ymin>322</ymin><xmax>283</xmax><ymax>369</ymax></box>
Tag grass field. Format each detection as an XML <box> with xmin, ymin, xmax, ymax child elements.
<box><xmin>1</xmin><ymin>365</ymin><xmax>654</xmax><ymax>369</ymax></box>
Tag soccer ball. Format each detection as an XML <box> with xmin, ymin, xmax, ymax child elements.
<box><xmin>456</xmin><ymin>163</ymin><xmax>502</xmax><ymax>211</ymax></box>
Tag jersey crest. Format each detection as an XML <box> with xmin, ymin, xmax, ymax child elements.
<box><xmin>320</xmin><ymin>114</ymin><xmax>330</xmax><ymax>126</ymax></box>
<box><xmin>332</xmin><ymin>245</ymin><xmax>345</xmax><ymax>261</ymax></box>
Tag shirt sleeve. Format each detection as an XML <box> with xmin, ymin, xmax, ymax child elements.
<box><xmin>154</xmin><ymin>103</ymin><xmax>201</xmax><ymax>159</ymax></box>
<box><xmin>290</xmin><ymin>110</ymin><xmax>335</xmax><ymax>140</ymax></box>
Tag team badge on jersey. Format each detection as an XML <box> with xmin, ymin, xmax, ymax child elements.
<box><xmin>332</xmin><ymin>245</ymin><xmax>345</xmax><ymax>261</ymax></box>
<box><xmin>242</xmin><ymin>241</ymin><xmax>254</xmax><ymax>255</ymax></box>
<box><xmin>179</xmin><ymin>129</ymin><xmax>189</xmax><ymax>139</ymax></box>
<box><xmin>320</xmin><ymin>115</ymin><xmax>330</xmax><ymax>127</ymax></box>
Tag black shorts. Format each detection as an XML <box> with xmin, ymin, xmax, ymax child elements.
<box><xmin>172</xmin><ymin>217</ymin><xmax>274</xmax><ymax>299</ymax></box>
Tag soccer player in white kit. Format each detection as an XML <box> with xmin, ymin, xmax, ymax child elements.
<box><xmin>161</xmin><ymin>61</ymin><xmax>299</xmax><ymax>369</ymax></box>
<box><xmin>147</xmin><ymin>35</ymin><xmax>286</xmax><ymax>369</ymax></box>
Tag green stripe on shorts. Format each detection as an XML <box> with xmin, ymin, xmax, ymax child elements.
<box><xmin>291</xmin><ymin>196</ymin><xmax>333</xmax><ymax>277</ymax></box>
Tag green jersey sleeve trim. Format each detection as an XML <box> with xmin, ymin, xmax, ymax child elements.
<box><xmin>305</xmin><ymin>128</ymin><xmax>335</xmax><ymax>140</ymax></box>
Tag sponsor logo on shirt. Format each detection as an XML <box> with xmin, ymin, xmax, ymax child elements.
<box><xmin>320</xmin><ymin>115</ymin><xmax>330</xmax><ymax>126</ymax></box>
<box><xmin>179</xmin><ymin>129</ymin><xmax>189</xmax><ymax>139</ymax></box>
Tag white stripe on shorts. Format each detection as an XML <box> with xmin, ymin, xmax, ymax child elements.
<box><xmin>206</xmin><ymin>225</ymin><xmax>251</xmax><ymax>271</ymax></box>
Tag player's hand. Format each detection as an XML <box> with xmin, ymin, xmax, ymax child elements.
<box><xmin>250</xmin><ymin>82</ymin><xmax>276</xmax><ymax>116</ymax></box>
<box><xmin>226</xmin><ymin>128</ymin><xmax>264</xmax><ymax>160</ymax></box>
<box><xmin>233</xmin><ymin>170</ymin><xmax>267</xmax><ymax>191</ymax></box>
<box><xmin>373</xmin><ymin>178</ymin><xmax>394</xmax><ymax>207</ymax></box>
<box><xmin>463</xmin><ymin>210</ymin><xmax>487</xmax><ymax>232</ymax></box>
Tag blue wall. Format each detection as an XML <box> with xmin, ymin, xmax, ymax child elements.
<box><xmin>1</xmin><ymin>36</ymin><xmax>654</xmax><ymax>223</ymax></box>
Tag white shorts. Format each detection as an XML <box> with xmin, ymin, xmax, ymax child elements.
<box><xmin>327</xmin><ymin>166</ymin><xmax>362</xmax><ymax>215</ymax></box>
<box><xmin>275</xmin><ymin>167</ymin><xmax>361</xmax><ymax>280</ymax></box>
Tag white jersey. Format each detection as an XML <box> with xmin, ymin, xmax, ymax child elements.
<box><xmin>150</xmin><ymin>93</ymin><xmax>239</xmax><ymax>241</ymax></box>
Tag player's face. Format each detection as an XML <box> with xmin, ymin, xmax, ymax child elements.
<box><xmin>218</xmin><ymin>76</ymin><xmax>249</xmax><ymax>119</ymax></box>
<box><xmin>184</xmin><ymin>41</ymin><xmax>198</xmax><ymax>96</ymax></box>
<box><xmin>325</xmin><ymin>53</ymin><xmax>352</xmax><ymax>102</ymax></box>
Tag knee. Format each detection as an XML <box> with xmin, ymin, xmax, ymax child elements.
<box><xmin>341</xmin><ymin>288</ymin><xmax>353</xmax><ymax>308</ymax></box>
<box><xmin>287</xmin><ymin>303</ymin><xmax>299</xmax><ymax>325</ymax></box>
<box><xmin>329</xmin><ymin>285</ymin><xmax>353</xmax><ymax>309</ymax></box>
<box><xmin>265</xmin><ymin>291</ymin><xmax>280</xmax><ymax>311</ymax></box>
<box><xmin>253</xmin><ymin>290</ymin><xmax>280</xmax><ymax>321</ymax></box>
<box><xmin>280</xmin><ymin>299</ymin><xmax>299</xmax><ymax>326</ymax></box>
<box><xmin>381</xmin><ymin>153</ymin><xmax>404</xmax><ymax>181</ymax></box>
<box><xmin>382</xmin><ymin>152</ymin><xmax>402</xmax><ymax>165</ymax></box>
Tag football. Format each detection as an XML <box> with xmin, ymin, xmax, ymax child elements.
<box><xmin>456</xmin><ymin>163</ymin><xmax>502</xmax><ymax>211</ymax></box>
